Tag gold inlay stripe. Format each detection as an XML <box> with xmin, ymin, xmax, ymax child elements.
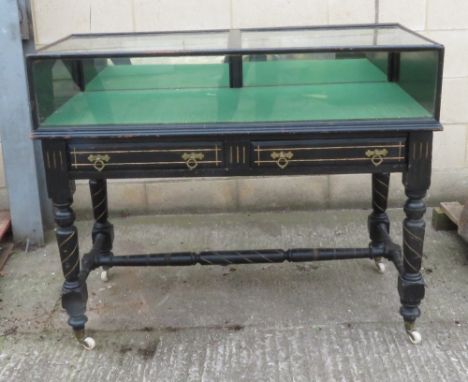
<box><xmin>254</xmin><ymin>144</ymin><xmax>404</xmax><ymax>152</ymax></box>
<box><xmin>73</xmin><ymin>148</ymin><xmax>221</xmax><ymax>154</ymax></box>
<box><xmin>59</xmin><ymin>231</ymin><xmax>75</xmax><ymax>248</ymax></box>
<box><xmin>374</xmin><ymin>188</ymin><xmax>387</xmax><ymax>200</ymax></box>
<box><xmin>254</xmin><ymin>156</ymin><xmax>404</xmax><ymax>164</ymax></box>
<box><xmin>74</xmin><ymin>160</ymin><xmax>221</xmax><ymax>167</ymax></box>
<box><xmin>61</xmin><ymin>243</ymin><xmax>78</xmax><ymax>264</ymax></box>
<box><xmin>94</xmin><ymin>197</ymin><xmax>106</xmax><ymax>210</ymax></box>
<box><xmin>403</xmin><ymin>238</ymin><xmax>423</xmax><ymax>259</ymax></box>
<box><xmin>96</xmin><ymin>208</ymin><xmax>108</xmax><ymax>222</ymax></box>
<box><xmin>92</xmin><ymin>186</ymin><xmax>104</xmax><ymax>198</ymax></box>
<box><xmin>375</xmin><ymin>178</ymin><xmax>389</xmax><ymax>189</ymax></box>
<box><xmin>404</xmin><ymin>226</ymin><xmax>423</xmax><ymax>243</ymax></box>
<box><xmin>64</xmin><ymin>259</ymin><xmax>79</xmax><ymax>279</ymax></box>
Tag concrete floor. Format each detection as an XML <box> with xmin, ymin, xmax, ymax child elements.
<box><xmin>1</xmin><ymin>208</ymin><xmax>468</xmax><ymax>381</ymax></box>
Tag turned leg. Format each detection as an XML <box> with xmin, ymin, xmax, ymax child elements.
<box><xmin>54</xmin><ymin>197</ymin><xmax>95</xmax><ymax>350</ymax></box>
<box><xmin>399</xmin><ymin>132</ymin><xmax>432</xmax><ymax>344</ymax></box>
<box><xmin>89</xmin><ymin>179</ymin><xmax>114</xmax><ymax>282</ymax></box>
<box><xmin>368</xmin><ymin>172</ymin><xmax>390</xmax><ymax>273</ymax></box>
<box><xmin>399</xmin><ymin>192</ymin><xmax>426</xmax><ymax>344</ymax></box>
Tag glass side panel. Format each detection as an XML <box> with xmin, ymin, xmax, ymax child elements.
<box><xmin>31</xmin><ymin>59</ymin><xmax>81</xmax><ymax>123</ymax></box>
<box><xmin>399</xmin><ymin>50</ymin><xmax>439</xmax><ymax>115</ymax></box>
<box><xmin>38</xmin><ymin>25</ymin><xmax>434</xmax><ymax>55</ymax></box>
<box><xmin>30</xmin><ymin>51</ymin><xmax>439</xmax><ymax>128</ymax></box>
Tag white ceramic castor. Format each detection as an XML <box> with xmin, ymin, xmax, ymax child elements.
<box><xmin>407</xmin><ymin>330</ymin><xmax>422</xmax><ymax>345</ymax></box>
<box><xmin>81</xmin><ymin>336</ymin><xmax>96</xmax><ymax>350</ymax></box>
<box><xmin>374</xmin><ymin>260</ymin><xmax>386</xmax><ymax>274</ymax></box>
<box><xmin>100</xmin><ymin>269</ymin><xmax>109</xmax><ymax>282</ymax></box>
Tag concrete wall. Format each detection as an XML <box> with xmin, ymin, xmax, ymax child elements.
<box><xmin>3</xmin><ymin>0</ymin><xmax>464</xmax><ymax>216</ymax></box>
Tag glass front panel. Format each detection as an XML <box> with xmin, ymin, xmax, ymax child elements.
<box><xmin>31</xmin><ymin>49</ymin><xmax>439</xmax><ymax>128</ymax></box>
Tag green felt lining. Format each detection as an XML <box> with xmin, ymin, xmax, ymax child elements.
<box><xmin>44</xmin><ymin>82</ymin><xmax>430</xmax><ymax>126</ymax></box>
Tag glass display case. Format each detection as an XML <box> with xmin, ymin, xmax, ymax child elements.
<box><xmin>29</xmin><ymin>24</ymin><xmax>442</xmax><ymax>131</ymax></box>
<box><xmin>27</xmin><ymin>24</ymin><xmax>444</xmax><ymax>349</ymax></box>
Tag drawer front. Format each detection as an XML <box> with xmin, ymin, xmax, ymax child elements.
<box><xmin>69</xmin><ymin>141</ymin><xmax>223</xmax><ymax>172</ymax></box>
<box><xmin>251</xmin><ymin>137</ymin><xmax>406</xmax><ymax>170</ymax></box>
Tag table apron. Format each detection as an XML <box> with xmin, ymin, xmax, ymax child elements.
<box><xmin>55</xmin><ymin>134</ymin><xmax>409</xmax><ymax>179</ymax></box>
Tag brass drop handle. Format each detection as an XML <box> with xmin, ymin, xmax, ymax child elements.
<box><xmin>365</xmin><ymin>149</ymin><xmax>388</xmax><ymax>167</ymax></box>
<box><xmin>271</xmin><ymin>151</ymin><xmax>294</xmax><ymax>169</ymax></box>
<box><xmin>88</xmin><ymin>154</ymin><xmax>110</xmax><ymax>172</ymax></box>
<box><xmin>182</xmin><ymin>152</ymin><xmax>204</xmax><ymax>170</ymax></box>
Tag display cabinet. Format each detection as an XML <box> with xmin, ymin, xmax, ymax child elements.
<box><xmin>27</xmin><ymin>24</ymin><xmax>444</xmax><ymax>349</ymax></box>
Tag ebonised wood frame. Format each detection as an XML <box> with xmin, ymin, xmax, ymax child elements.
<box><xmin>29</xmin><ymin>24</ymin><xmax>444</xmax><ymax>348</ymax></box>
<box><xmin>40</xmin><ymin>127</ymin><xmax>434</xmax><ymax>348</ymax></box>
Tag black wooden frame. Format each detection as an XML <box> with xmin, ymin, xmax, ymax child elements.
<box><xmin>29</xmin><ymin>24</ymin><xmax>444</xmax><ymax>347</ymax></box>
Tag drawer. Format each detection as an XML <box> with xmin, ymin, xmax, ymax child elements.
<box><xmin>251</xmin><ymin>137</ymin><xmax>406</xmax><ymax>170</ymax></box>
<box><xmin>68</xmin><ymin>141</ymin><xmax>223</xmax><ymax>172</ymax></box>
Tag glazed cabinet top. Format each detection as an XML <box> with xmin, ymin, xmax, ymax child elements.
<box><xmin>27</xmin><ymin>24</ymin><xmax>444</xmax><ymax>138</ymax></box>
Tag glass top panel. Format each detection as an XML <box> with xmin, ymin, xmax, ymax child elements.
<box><xmin>37</xmin><ymin>25</ymin><xmax>435</xmax><ymax>55</ymax></box>
<box><xmin>40</xmin><ymin>31</ymin><xmax>230</xmax><ymax>54</ymax></box>
<box><xmin>242</xmin><ymin>27</ymin><xmax>433</xmax><ymax>50</ymax></box>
